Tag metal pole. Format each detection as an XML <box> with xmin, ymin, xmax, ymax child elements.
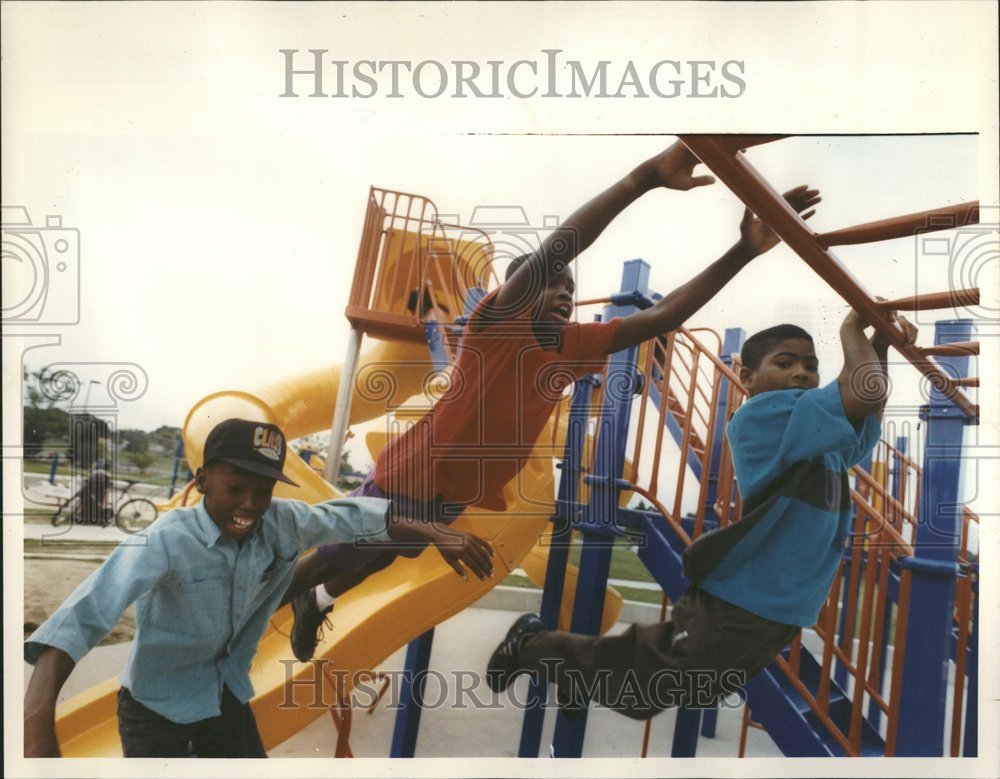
<box><xmin>323</xmin><ymin>327</ymin><xmax>364</xmax><ymax>484</ymax></box>
<box><xmin>894</xmin><ymin>319</ymin><xmax>975</xmax><ymax>755</ymax></box>
<box><xmin>168</xmin><ymin>437</ymin><xmax>185</xmax><ymax>498</ymax></box>
<box><xmin>551</xmin><ymin>260</ymin><xmax>646</xmax><ymax>757</ymax></box>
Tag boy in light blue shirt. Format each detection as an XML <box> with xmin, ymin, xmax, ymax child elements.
<box><xmin>24</xmin><ymin>418</ymin><xmax>492</xmax><ymax>757</ymax></box>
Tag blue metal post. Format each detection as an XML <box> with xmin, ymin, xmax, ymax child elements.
<box><xmin>518</xmin><ymin>374</ymin><xmax>599</xmax><ymax>757</ymax></box>
<box><xmin>48</xmin><ymin>452</ymin><xmax>60</xmax><ymax>485</ymax></box>
<box><xmin>390</xmin><ymin>627</ymin><xmax>435</xmax><ymax>757</ymax></box>
<box><xmin>388</xmin><ymin>299</ymin><xmax>471</xmax><ymax>758</ymax></box>
<box><xmin>550</xmin><ymin>260</ymin><xmax>647</xmax><ymax>757</ymax></box>
<box><xmin>168</xmin><ymin>437</ymin><xmax>185</xmax><ymax>498</ymax></box>
<box><xmin>894</xmin><ymin>319</ymin><xmax>975</xmax><ymax>756</ymax></box>
<box><xmin>672</xmin><ymin>707</ymin><xmax>704</xmax><ymax>756</ymax></box>
<box><xmin>698</xmin><ymin>326</ymin><xmax>745</xmax><ymax>741</ymax></box>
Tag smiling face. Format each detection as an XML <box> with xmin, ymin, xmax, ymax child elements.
<box><xmin>196</xmin><ymin>462</ymin><xmax>276</xmax><ymax>541</ymax></box>
<box><xmin>534</xmin><ymin>263</ymin><xmax>576</xmax><ymax>325</ymax></box>
<box><xmin>739</xmin><ymin>338</ymin><xmax>820</xmax><ymax>397</ymax></box>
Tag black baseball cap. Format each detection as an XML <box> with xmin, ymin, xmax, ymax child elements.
<box><xmin>202</xmin><ymin>419</ymin><xmax>300</xmax><ymax>486</ymax></box>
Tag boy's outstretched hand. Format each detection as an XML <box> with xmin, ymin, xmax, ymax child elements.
<box><xmin>738</xmin><ymin>184</ymin><xmax>821</xmax><ymax>256</ymax></box>
<box><xmin>386</xmin><ymin>516</ymin><xmax>495</xmax><ymax>580</ymax></box>
<box><xmin>430</xmin><ymin>527</ymin><xmax>495</xmax><ymax>581</ymax></box>
<box><xmin>640</xmin><ymin>141</ymin><xmax>717</xmax><ymax>191</ymax></box>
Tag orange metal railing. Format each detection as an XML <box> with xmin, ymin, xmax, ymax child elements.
<box><xmin>345</xmin><ymin>187</ymin><xmax>499</xmax><ymax>351</ymax></box>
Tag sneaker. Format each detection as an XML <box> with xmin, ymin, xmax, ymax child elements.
<box><xmin>290</xmin><ymin>588</ymin><xmax>334</xmax><ymax>662</ymax></box>
<box><xmin>486</xmin><ymin>613</ymin><xmax>545</xmax><ymax>692</ymax></box>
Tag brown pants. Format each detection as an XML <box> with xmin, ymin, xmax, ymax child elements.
<box><xmin>518</xmin><ymin>586</ymin><xmax>800</xmax><ymax>720</ymax></box>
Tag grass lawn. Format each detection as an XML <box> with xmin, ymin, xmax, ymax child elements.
<box><xmin>500</xmin><ymin>534</ymin><xmax>663</xmax><ymax>605</ymax></box>
<box><xmin>22</xmin><ymin>452</ymin><xmax>186</xmax><ymax>487</ymax></box>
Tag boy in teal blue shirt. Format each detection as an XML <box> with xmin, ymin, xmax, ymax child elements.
<box><xmin>487</xmin><ymin>309</ymin><xmax>916</xmax><ymax>720</ymax></box>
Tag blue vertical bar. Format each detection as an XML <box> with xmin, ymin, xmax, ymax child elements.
<box><xmin>518</xmin><ymin>375</ymin><xmax>597</xmax><ymax>757</ymax></box>
<box><xmin>895</xmin><ymin>319</ymin><xmax>975</xmax><ymax>756</ymax></box>
<box><xmin>699</xmin><ymin>327</ymin><xmax>744</xmax><ymax>742</ymax></box>
<box><xmin>390</xmin><ymin>627</ymin><xmax>435</xmax><ymax>757</ymax></box>
<box><xmin>48</xmin><ymin>452</ymin><xmax>60</xmax><ymax>485</ymax></box>
<box><xmin>550</xmin><ymin>260</ymin><xmax>647</xmax><ymax>757</ymax></box>
<box><xmin>672</xmin><ymin>706</ymin><xmax>703</xmax><ymax>756</ymax></box>
<box><xmin>423</xmin><ymin>321</ymin><xmax>450</xmax><ymax>373</ymax></box>
<box><xmin>168</xmin><ymin>438</ymin><xmax>185</xmax><ymax>498</ymax></box>
<box><xmin>388</xmin><ymin>292</ymin><xmax>475</xmax><ymax>757</ymax></box>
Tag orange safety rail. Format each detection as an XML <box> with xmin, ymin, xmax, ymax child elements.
<box><xmin>869</xmin><ymin>439</ymin><xmax>922</xmax><ymax>547</ymax></box>
<box><xmin>677</xmin><ymin>135</ymin><xmax>980</xmax><ymax>420</ymax></box>
<box><xmin>623</xmin><ymin>326</ymin><xmax>745</xmax><ymax>542</ymax></box>
<box><xmin>345</xmin><ymin>187</ymin><xmax>499</xmax><ymax>347</ymax></box>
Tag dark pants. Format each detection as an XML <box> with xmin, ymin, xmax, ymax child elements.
<box><xmin>316</xmin><ymin>471</ymin><xmax>461</xmax><ymax>573</ymax></box>
<box><xmin>519</xmin><ymin>586</ymin><xmax>800</xmax><ymax>721</ymax></box>
<box><xmin>117</xmin><ymin>686</ymin><xmax>267</xmax><ymax>758</ymax></box>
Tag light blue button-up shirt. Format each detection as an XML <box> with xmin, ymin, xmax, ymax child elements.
<box><xmin>25</xmin><ymin>496</ymin><xmax>391</xmax><ymax>724</ymax></box>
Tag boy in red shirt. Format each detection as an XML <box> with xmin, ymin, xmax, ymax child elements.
<box><xmin>287</xmin><ymin>141</ymin><xmax>820</xmax><ymax>662</ymax></box>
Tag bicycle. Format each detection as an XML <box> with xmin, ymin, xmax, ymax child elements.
<box><xmin>51</xmin><ymin>477</ymin><xmax>158</xmax><ymax>532</ymax></box>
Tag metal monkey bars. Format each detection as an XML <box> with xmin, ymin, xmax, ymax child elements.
<box><xmin>677</xmin><ymin>135</ymin><xmax>981</xmax><ymax>420</ymax></box>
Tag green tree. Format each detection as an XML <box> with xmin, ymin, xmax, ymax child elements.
<box><xmin>128</xmin><ymin>449</ymin><xmax>155</xmax><ymax>475</ymax></box>
<box><xmin>120</xmin><ymin>429</ymin><xmax>151</xmax><ymax>456</ymax></box>
<box><xmin>22</xmin><ymin>368</ymin><xmax>70</xmax><ymax>459</ymax></box>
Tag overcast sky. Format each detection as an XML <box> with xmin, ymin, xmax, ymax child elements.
<box><xmin>3</xmin><ymin>4</ymin><xmax>995</xmax><ymax>466</ymax></box>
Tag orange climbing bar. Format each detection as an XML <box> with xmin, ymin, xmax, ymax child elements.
<box><xmin>677</xmin><ymin>134</ymin><xmax>978</xmax><ymax>420</ymax></box>
<box><xmin>684</xmin><ymin>133</ymin><xmax>789</xmax><ymax>154</ymax></box>
<box><xmin>876</xmin><ymin>288</ymin><xmax>980</xmax><ymax>312</ymax></box>
<box><xmin>919</xmin><ymin>340</ymin><xmax>980</xmax><ymax>357</ymax></box>
<box><xmin>817</xmin><ymin>201</ymin><xmax>980</xmax><ymax>247</ymax></box>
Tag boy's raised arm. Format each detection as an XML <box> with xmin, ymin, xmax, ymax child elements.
<box><xmin>607</xmin><ymin>186</ymin><xmax>821</xmax><ymax>353</ymax></box>
<box><xmin>24</xmin><ymin>647</ymin><xmax>75</xmax><ymax>757</ymax></box>
<box><xmin>493</xmin><ymin>141</ymin><xmax>715</xmax><ymax>313</ymax></box>
<box><xmin>839</xmin><ymin>306</ymin><xmax>917</xmax><ymax>423</ymax></box>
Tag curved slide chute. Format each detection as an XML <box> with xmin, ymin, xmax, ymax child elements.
<box><xmin>50</xmin><ymin>341</ymin><xmax>622</xmax><ymax>756</ymax></box>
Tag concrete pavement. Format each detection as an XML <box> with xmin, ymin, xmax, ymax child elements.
<box><xmin>23</xmin><ymin>598</ymin><xmax>782</xmax><ymax>759</ymax></box>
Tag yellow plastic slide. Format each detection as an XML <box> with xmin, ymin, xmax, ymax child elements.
<box><xmin>51</xmin><ymin>339</ymin><xmax>622</xmax><ymax>755</ymax></box>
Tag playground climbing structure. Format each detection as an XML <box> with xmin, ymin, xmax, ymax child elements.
<box><xmin>513</xmin><ymin>134</ymin><xmax>982</xmax><ymax>757</ymax></box>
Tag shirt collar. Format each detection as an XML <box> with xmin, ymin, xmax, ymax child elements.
<box><xmin>194</xmin><ymin>498</ymin><xmax>227</xmax><ymax>547</ymax></box>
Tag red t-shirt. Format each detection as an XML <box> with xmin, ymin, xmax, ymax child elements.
<box><xmin>373</xmin><ymin>291</ymin><xmax>622</xmax><ymax>510</ymax></box>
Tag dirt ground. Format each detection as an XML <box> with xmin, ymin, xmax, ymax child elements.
<box><xmin>23</xmin><ymin>558</ymin><xmax>136</xmax><ymax>646</ymax></box>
